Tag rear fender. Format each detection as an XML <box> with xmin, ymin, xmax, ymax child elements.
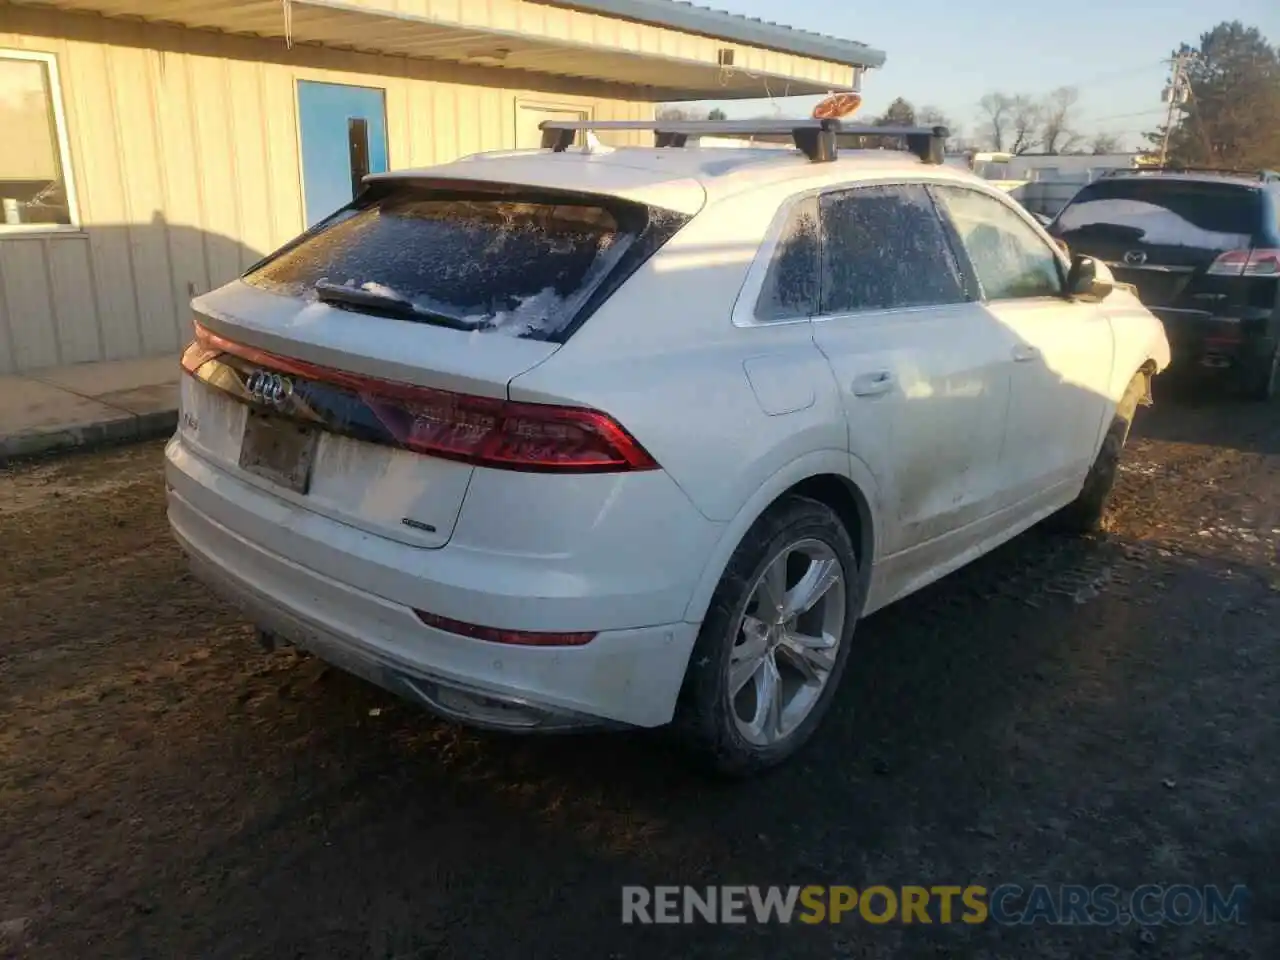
<box><xmin>681</xmin><ymin>450</ymin><xmax>880</xmax><ymax>626</ymax></box>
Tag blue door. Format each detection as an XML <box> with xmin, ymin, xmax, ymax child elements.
<box><xmin>297</xmin><ymin>81</ymin><xmax>389</xmax><ymax>227</ymax></box>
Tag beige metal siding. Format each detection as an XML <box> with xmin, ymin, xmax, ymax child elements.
<box><xmin>347</xmin><ymin>0</ymin><xmax>849</xmax><ymax>90</ymax></box>
<box><xmin>0</xmin><ymin>6</ymin><xmax>653</xmax><ymax>373</ymax></box>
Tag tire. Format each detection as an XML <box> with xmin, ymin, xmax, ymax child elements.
<box><xmin>1051</xmin><ymin>373</ymin><xmax>1145</xmax><ymax>535</ymax></box>
<box><xmin>675</xmin><ymin>495</ymin><xmax>862</xmax><ymax>777</ymax></box>
<box><xmin>1243</xmin><ymin>345</ymin><xmax>1279</xmax><ymax>402</ymax></box>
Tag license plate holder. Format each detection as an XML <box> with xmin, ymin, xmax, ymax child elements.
<box><xmin>239</xmin><ymin>410</ymin><xmax>318</xmax><ymax>494</ymax></box>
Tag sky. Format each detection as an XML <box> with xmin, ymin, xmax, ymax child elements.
<box><xmin>686</xmin><ymin>0</ymin><xmax>1280</xmax><ymax>151</ymax></box>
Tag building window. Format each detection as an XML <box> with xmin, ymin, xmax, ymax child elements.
<box><xmin>0</xmin><ymin>50</ymin><xmax>78</xmax><ymax>230</ymax></box>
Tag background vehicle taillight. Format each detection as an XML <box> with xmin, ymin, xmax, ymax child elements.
<box><xmin>1207</xmin><ymin>249</ymin><xmax>1280</xmax><ymax>277</ymax></box>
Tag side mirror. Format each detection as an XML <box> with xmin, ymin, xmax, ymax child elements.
<box><xmin>1052</xmin><ymin>237</ymin><xmax>1070</xmax><ymax>257</ymax></box>
<box><xmin>1066</xmin><ymin>254</ymin><xmax>1114</xmax><ymax>302</ymax></box>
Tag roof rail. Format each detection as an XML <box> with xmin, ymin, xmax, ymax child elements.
<box><xmin>1105</xmin><ymin>165</ymin><xmax>1280</xmax><ymax>182</ymax></box>
<box><xmin>538</xmin><ymin>119</ymin><xmax>950</xmax><ymax>165</ymax></box>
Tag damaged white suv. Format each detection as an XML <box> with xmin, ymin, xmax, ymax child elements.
<box><xmin>167</xmin><ymin>119</ymin><xmax>1169</xmax><ymax>775</ymax></box>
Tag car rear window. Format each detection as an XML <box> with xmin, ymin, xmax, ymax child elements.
<box><xmin>244</xmin><ymin>184</ymin><xmax>678</xmax><ymax>341</ymax></box>
<box><xmin>1054</xmin><ymin>179</ymin><xmax>1261</xmax><ymax>248</ymax></box>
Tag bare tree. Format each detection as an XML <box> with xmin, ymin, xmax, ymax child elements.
<box><xmin>1009</xmin><ymin>95</ymin><xmax>1042</xmax><ymax>154</ymax></box>
<box><xmin>1088</xmin><ymin>132</ymin><xmax>1123</xmax><ymax>155</ymax></box>
<box><xmin>977</xmin><ymin>93</ymin><xmax>1013</xmax><ymax>151</ymax></box>
<box><xmin>1039</xmin><ymin>86</ymin><xmax>1083</xmax><ymax>154</ymax></box>
<box><xmin>917</xmin><ymin>104</ymin><xmax>953</xmax><ymax>130</ymax></box>
<box><xmin>918</xmin><ymin>105</ymin><xmax>963</xmax><ymax>151</ymax></box>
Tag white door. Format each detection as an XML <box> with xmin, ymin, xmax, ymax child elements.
<box><xmin>807</xmin><ymin>184</ymin><xmax>1013</xmax><ymax>567</ymax></box>
<box><xmin>515</xmin><ymin>104</ymin><xmax>586</xmax><ymax>150</ymax></box>
<box><xmin>931</xmin><ymin>186</ymin><xmax>1114</xmax><ymax>510</ymax></box>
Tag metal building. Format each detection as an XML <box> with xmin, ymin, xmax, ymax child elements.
<box><xmin>0</xmin><ymin>0</ymin><xmax>882</xmax><ymax>373</ymax></box>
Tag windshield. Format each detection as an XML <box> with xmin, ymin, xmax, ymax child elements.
<box><xmin>1054</xmin><ymin>179</ymin><xmax>1261</xmax><ymax>250</ymax></box>
<box><xmin>244</xmin><ymin>186</ymin><xmax>658</xmax><ymax>341</ymax></box>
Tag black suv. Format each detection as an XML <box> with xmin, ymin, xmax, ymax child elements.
<box><xmin>1049</xmin><ymin>168</ymin><xmax>1280</xmax><ymax>399</ymax></box>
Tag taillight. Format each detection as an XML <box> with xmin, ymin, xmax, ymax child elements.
<box><xmin>1207</xmin><ymin>249</ymin><xmax>1280</xmax><ymax>277</ymax></box>
<box><xmin>180</xmin><ymin>338</ymin><xmax>221</xmax><ymax>375</ymax></box>
<box><xmin>186</xmin><ymin>323</ymin><xmax>657</xmax><ymax>473</ymax></box>
<box><xmin>365</xmin><ymin>394</ymin><xmax>656</xmax><ymax>472</ymax></box>
<box><xmin>414</xmin><ymin>609</ymin><xmax>595</xmax><ymax>646</ymax></box>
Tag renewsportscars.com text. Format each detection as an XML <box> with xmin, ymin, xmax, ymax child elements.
<box><xmin>621</xmin><ymin>884</ymin><xmax>1249</xmax><ymax>926</ymax></box>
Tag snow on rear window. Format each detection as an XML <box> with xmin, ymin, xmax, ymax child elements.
<box><xmin>1056</xmin><ymin>180</ymin><xmax>1260</xmax><ymax>248</ymax></box>
<box><xmin>244</xmin><ymin>191</ymin><xmax>630</xmax><ymax>340</ymax></box>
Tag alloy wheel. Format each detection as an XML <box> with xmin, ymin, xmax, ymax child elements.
<box><xmin>727</xmin><ymin>538</ymin><xmax>847</xmax><ymax>746</ymax></box>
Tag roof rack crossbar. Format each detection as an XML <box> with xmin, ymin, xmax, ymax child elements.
<box><xmin>538</xmin><ymin>119</ymin><xmax>949</xmax><ymax>165</ymax></box>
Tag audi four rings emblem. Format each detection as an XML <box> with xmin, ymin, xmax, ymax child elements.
<box><xmin>1123</xmin><ymin>250</ymin><xmax>1148</xmax><ymax>265</ymax></box>
<box><xmin>246</xmin><ymin>370</ymin><xmax>294</xmax><ymax>406</ymax></box>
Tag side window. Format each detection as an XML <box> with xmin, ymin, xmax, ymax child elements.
<box><xmin>756</xmin><ymin>197</ymin><xmax>819</xmax><ymax>321</ymax></box>
<box><xmin>818</xmin><ymin>184</ymin><xmax>965</xmax><ymax>315</ymax></box>
<box><xmin>933</xmin><ymin>186</ymin><xmax>1064</xmax><ymax>300</ymax></box>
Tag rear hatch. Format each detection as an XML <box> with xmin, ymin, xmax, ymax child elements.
<box><xmin>182</xmin><ymin>176</ymin><xmax>691</xmax><ymax>547</ymax></box>
<box><xmin>1050</xmin><ymin>178</ymin><xmax>1266</xmax><ymax>317</ymax></box>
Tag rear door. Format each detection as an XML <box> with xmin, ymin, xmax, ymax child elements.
<box><xmin>935</xmin><ymin>185</ymin><xmax>1113</xmax><ymax>507</ymax></box>
<box><xmin>808</xmin><ymin>182</ymin><xmax>1012</xmax><ymax>558</ymax></box>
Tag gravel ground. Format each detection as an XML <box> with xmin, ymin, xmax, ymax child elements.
<box><xmin>1</xmin><ymin>384</ymin><xmax>1278</xmax><ymax>959</ymax></box>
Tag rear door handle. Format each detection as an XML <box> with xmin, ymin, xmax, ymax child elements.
<box><xmin>851</xmin><ymin>371</ymin><xmax>895</xmax><ymax>397</ymax></box>
<box><xmin>1012</xmin><ymin>344</ymin><xmax>1041</xmax><ymax>362</ymax></box>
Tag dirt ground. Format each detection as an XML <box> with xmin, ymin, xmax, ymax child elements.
<box><xmin>1</xmin><ymin>383</ymin><xmax>1278</xmax><ymax>959</ymax></box>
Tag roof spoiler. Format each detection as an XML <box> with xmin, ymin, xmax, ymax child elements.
<box><xmin>1105</xmin><ymin>166</ymin><xmax>1280</xmax><ymax>183</ymax></box>
<box><xmin>538</xmin><ymin>119</ymin><xmax>950</xmax><ymax>165</ymax></box>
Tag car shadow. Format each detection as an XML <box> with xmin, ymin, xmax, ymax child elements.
<box><xmin>0</xmin><ymin>212</ymin><xmax>264</xmax><ymax>372</ymax></box>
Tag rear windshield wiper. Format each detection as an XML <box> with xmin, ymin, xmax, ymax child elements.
<box><xmin>314</xmin><ymin>280</ymin><xmax>476</xmax><ymax>331</ymax></box>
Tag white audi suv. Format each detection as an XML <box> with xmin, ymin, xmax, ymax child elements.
<box><xmin>166</xmin><ymin>120</ymin><xmax>1170</xmax><ymax>774</ymax></box>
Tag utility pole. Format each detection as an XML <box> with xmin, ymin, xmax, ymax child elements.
<box><xmin>1159</xmin><ymin>49</ymin><xmax>1194</xmax><ymax>166</ymax></box>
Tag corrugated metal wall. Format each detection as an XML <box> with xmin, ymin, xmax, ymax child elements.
<box><xmin>340</xmin><ymin>0</ymin><xmax>851</xmax><ymax>90</ymax></box>
<box><xmin>0</xmin><ymin>6</ymin><xmax>652</xmax><ymax>374</ymax></box>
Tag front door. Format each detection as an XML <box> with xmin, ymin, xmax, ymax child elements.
<box><xmin>931</xmin><ymin>186</ymin><xmax>1114</xmax><ymax>509</ymax></box>
<box><xmin>297</xmin><ymin>81</ymin><xmax>389</xmax><ymax>227</ymax></box>
<box><xmin>808</xmin><ymin>184</ymin><xmax>1013</xmax><ymax>569</ymax></box>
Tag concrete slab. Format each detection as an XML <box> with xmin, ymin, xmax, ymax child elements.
<box><xmin>0</xmin><ymin>375</ymin><xmax>140</xmax><ymax>462</ymax></box>
<box><xmin>0</xmin><ymin>356</ymin><xmax>180</xmax><ymax>463</ymax></box>
<box><xmin>97</xmin><ymin>382</ymin><xmax>180</xmax><ymax>418</ymax></box>
<box><xmin>31</xmin><ymin>355</ymin><xmax>178</xmax><ymax>398</ymax></box>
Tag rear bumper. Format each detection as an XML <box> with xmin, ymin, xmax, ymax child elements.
<box><xmin>1152</xmin><ymin>309</ymin><xmax>1275</xmax><ymax>370</ymax></box>
<box><xmin>166</xmin><ymin>439</ymin><xmax>702</xmax><ymax>729</ymax></box>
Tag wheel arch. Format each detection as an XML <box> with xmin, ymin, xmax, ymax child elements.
<box><xmin>681</xmin><ymin>451</ymin><xmax>878</xmax><ymax>626</ymax></box>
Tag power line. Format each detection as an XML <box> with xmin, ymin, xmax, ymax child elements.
<box><xmin>1088</xmin><ymin>107</ymin><xmax>1168</xmax><ymax>124</ymax></box>
<box><xmin>1058</xmin><ymin>59</ymin><xmax>1171</xmax><ymax>92</ymax></box>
